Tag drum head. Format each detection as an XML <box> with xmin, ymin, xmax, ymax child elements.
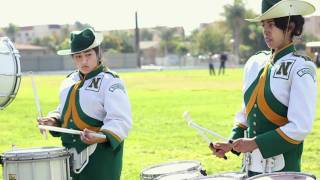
<box><xmin>247</xmin><ymin>172</ymin><xmax>317</xmax><ymax>180</ymax></box>
<box><xmin>141</xmin><ymin>160</ymin><xmax>202</xmax><ymax>179</ymax></box>
<box><xmin>3</xmin><ymin>146</ymin><xmax>69</xmax><ymax>161</ymax></box>
<box><xmin>0</xmin><ymin>37</ymin><xmax>21</xmax><ymax>109</ymax></box>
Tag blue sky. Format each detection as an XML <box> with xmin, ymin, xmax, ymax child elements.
<box><xmin>1</xmin><ymin>0</ymin><xmax>319</xmax><ymax>34</ymax></box>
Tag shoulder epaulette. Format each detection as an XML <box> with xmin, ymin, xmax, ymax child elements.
<box><xmin>255</xmin><ymin>50</ymin><xmax>271</xmax><ymax>56</ymax></box>
<box><xmin>104</xmin><ymin>68</ymin><xmax>119</xmax><ymax>78</ymax></box>
<box><xmin>292</xmin><ymin>52</ymin><xmax>313</xmax><ymax>62</ymax></box>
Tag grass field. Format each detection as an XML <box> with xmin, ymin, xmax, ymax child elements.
<box><xmin>0</xmin><ymin>68</ymin><xmax>319</xmax><ymax>179</ymax></box>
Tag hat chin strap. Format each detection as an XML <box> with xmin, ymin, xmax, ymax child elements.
<box><xmin>98</xmin><ymin>46</ymin><xmax>102</xmax><ymax>62</ymax></box>
<box><xmin>284</xmin><ymin>4</ymin><xmax>292</xmax><ymax>42</ymax></box>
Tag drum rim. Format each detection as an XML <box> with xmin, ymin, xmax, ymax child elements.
<box><xmin>154</xmin><ymin>170</ymin><xmax>202</xmax><ymax>180</ymax></box>
<box><xmin>140</xmin><ymin>160</ymin><xmax>201</xmax><ymax>179</ymax></box>
<box><xmin>189</xmin><ymin>172</ymin><xmax>246</xmax><ymax>180</ymax></box>
<box><xmin>0</xmin><ymin>37</ymin><xmax>21</xmax><ymax>109</ymax></box>
<box><xmin>246</xmin><ymin>171</ymin><xmax>317</xmax><ymax>180</ymax></box>
<box><xmin>2</xmin><ymin>146</ymin><xmax>69</xmax><ymax>161</ymax></box>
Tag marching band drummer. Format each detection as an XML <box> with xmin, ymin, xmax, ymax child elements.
<box><xmin>38</xmin><ymin>28</ymin><xmax>132</xmax><ymax>180</ymax></box>
<box><xmin>209</xmin><ymin>0</ymin><xmax>317</xmax><ymax>177</ymax></box>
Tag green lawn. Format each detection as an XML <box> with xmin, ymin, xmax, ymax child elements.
<box><xmin>0</xmin><ymin>68</ymin><xmax>319</xmax><ymax>179</ymax></box>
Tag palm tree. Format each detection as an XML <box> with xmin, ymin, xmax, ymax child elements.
<box><xmin>5</xmin><ymin>23</ymin><xmax>19</xmax><ymax>42</ymax></box>
<box><xmin>223</xmin><ymin>0</ymin><xmax>246</xmax><ymax>64</ymax></box>
<box><xmin>159</xmin><ymin>28</ymin><xmax>176</xmax><ymax>56</ymax></box>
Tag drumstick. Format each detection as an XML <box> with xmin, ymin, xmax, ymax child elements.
<box><xmin>183</xmin><ymin>111</ymin><xmax>230</xmax><ymax>160</ymax></box>
<box><xmin>183</xmin><ymin>111</ymin><xmax>229</xmax><ymax>141</ymax></box>
<box><xmin>30</xmin><ymin>72</ymin><xmax>48</xmax><ymax>139</ymax></box>
<box><xmin>38</xmin><ymin>125</ymin><xmax>106</xmax><ymax>139</ymax></box>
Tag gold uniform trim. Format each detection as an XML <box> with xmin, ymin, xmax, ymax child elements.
<box><xmin>246</xmin><ymin>63</ymin><xmax>288</xmax><ymax>126</ymax></box>
<box><xmin>62</xmin><ymin>81</ymin><xmax>100</xmax><ymax>132</ymax></box>
<box><xmin>62</xmin><ymin>81</ymin><xmax>81</xmax><ymax>128</ymax></box>
<box><xmin>237</xmin><ymin>123</ymin><xmax>248</xmax><ymax>129</ymax></box>
<box><xmin>256</xmin><ymin>64</ymin><xmax>288</xmax><ymax>126</ymax></box>
<box><xmin>100</xmin><ymin>129</ymin><xmax>122</xmax><ymax>142</ymax></box>
<box><xmin>276</xmin><ymin>128</ymin><xmax>301</xmax><ymax>145</ymax></box>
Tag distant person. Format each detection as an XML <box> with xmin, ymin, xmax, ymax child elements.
<box><xmin>314</xmin><ymin>52</ymin><xmax>320</xmax><ymax>67</ymax></box>
<box><xmin>218</xmin><ymin>53</ymin><xmax>228</xmax><ymax>75</ymax></box>
<box><xmin>208</xmin><ymin>55</ymin><xmax>215</xmax><ymax>76</ymax></box>
<box><xmin>209</xmin><ymin>0</ymin><xmax>317</xmax><ymax>177</ymax></box>
<box><xmin>38</xmin><ymin>28</ymin><xmax>132</xmax><ymax>180</ymax></box>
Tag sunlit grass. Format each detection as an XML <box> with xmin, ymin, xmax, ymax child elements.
<box><xmin>0</xmin><ymin>68</ymin><xmax>319</xmax><ymax>179</ymax></box>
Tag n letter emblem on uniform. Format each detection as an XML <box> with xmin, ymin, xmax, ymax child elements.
<box><xmin>86</xmin><ymin>76</ymin><xmax>103</xmax><ymax>92</ymax></box>
<box><xmin>273</xmin><ymin>60</ymin><xmax>295</xmax><ymax>80</ymax></box>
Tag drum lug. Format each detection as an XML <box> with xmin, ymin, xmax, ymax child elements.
<box><xmin>200</xmin><ymin>169</ymin><xmax>207</xmax><ymax>176</ymax></box>
<box><xmin>0</xmin><ymin>154</ymin><xmax>3</xmax><ymax>165</ymax></box>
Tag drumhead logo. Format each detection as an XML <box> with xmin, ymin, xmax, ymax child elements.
<box><xmin>9</xmin><ymin>174</ymin><xmax>16</xmax><ymax>180</ymax></box>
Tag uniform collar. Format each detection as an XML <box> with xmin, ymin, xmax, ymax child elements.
<box><xmin>271</xmin><ymin>43</ymin><xmax>296</xmax><ymax>63</ymax></box>
<box><xmin>79</xmin><ymin>64</ymin><xmax>104</xmax><ymax>80</ymax></box>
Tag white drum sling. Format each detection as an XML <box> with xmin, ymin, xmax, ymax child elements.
<box><xmin>0</xmin><ymin>37</ymin><xmax>21</xmax><ymax>109</ymax></box>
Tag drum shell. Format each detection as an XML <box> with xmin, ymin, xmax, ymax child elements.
<box><xmin>0</xmin><ymin>37</ymin><xmax>21</xmax><ymax>109</ymax></box>
<box><xmin>1</xmin><ymin>147</ymin><xmax>70</xmax><ymax>180</ymax></box>
<box><xmin>140</xmin><ymin>160</ymin><xmax>203</xmax><ymax>180</ymax></box>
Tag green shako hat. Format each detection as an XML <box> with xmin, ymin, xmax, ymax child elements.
<box><xmin>246</xmin><ymin>0</ymin><xmax>315</xmax><ymax>22</ymax></box>
<box><xmin>57</xmin><ymin>28</ymin><xmax>103</xmax><ymax>55</ymax></box>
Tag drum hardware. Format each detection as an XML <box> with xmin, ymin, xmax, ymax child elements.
<box><xmin>0</xmin><ymin>73</ymin><xmax>22</xmax><ymax>76</ymax></box>
<box><xmin>0</xmin><ymin>93</ymin><xmax>17</xmax><ymax>98</ymax></box>
<box><xmin>155</xmin><ymin>170</ymin><xmax>203</xmax><ymax>180</ymax></box>
<box><xmin>0</xmin><ymin>50</ymin><xmax>10</xmax><ymax>54</ymax></box>
<box><xmin>68</xmin><ymin>144</ymin><xmax>97</xmax><ymax>174</ymax></box>
<box><xmin>0</xmin><ymin>154</ymin><xmax>3</xmax><ymax>165</ymax></box>
<box><xmin>191</xmin><ymin>172</ymin><xmax>246</xmax><ymax>180</ymax></box>
<box><xmin>199</xmin><ymin>169</ymin><xmax>207</xmax><ymax>176</ymax></box>
<box><xmin>242</xmin><ymin>130</ymin><xmax>250</xmax><ymax>178</ymax></box>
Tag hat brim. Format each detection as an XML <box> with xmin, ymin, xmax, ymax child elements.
<box><xmin>246</xmin><ymin>0</ymin><xmax>315</xmax><ymax>22</ymax></box>
<box><xmin>57</xmin><ymin>32</ymin><xmax>103</xmax><ymax>55</ymax></box>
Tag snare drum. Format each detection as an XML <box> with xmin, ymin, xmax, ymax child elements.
<box><xmin>0</xmin><ymin>37</ymin><xmax>21</xmax><ymax>109</ymax></box>
<box><xmin>1</xmin><ymin>146</ymin><xmax>71</xmax><ymax>180</ymax></box>
<box><xmin>140</xmin><ymin>160</ymin><xmax>203</xmax><ymax>180</ymax></box>
<box><xmin>191</xmin><ymin>172</ymin><xmax>246</xmax><ymax>180</ymax></box>
<box><xmin>247</xmin><ymin>172</ymin><xmax>317</xmax><ymax>180</ymax></box>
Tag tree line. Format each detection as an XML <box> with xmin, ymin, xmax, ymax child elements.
<box><xmin>1</xmin><ymin>0</ymin><xmax>318</xmax><ymax>63</ymax></box>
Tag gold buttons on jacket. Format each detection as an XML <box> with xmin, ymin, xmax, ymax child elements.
<box><xmin>253</xmin><ymin>113</ymin><xmax>257</xmax><ymax>117</ymax></box>
<box><xmin>254</xmin><ymin>104</ymin><xmax>257</xmax><ymax>108</ymax></box>
<box><xmin>253</xmin><ymin>122</ymin><xmax>256</xmax><ymax>126</ymax></box>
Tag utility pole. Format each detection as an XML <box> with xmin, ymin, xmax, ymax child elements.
<box><xmin>135</xmin><ymin>11</ymin><xmax>141</xmax><ymax>68</ymax></box>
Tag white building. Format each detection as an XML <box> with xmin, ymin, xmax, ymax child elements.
<box><xmin>15</xmin><ymin>24</ymin><xmax>62</xmax><ymax>44</ymax></box>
